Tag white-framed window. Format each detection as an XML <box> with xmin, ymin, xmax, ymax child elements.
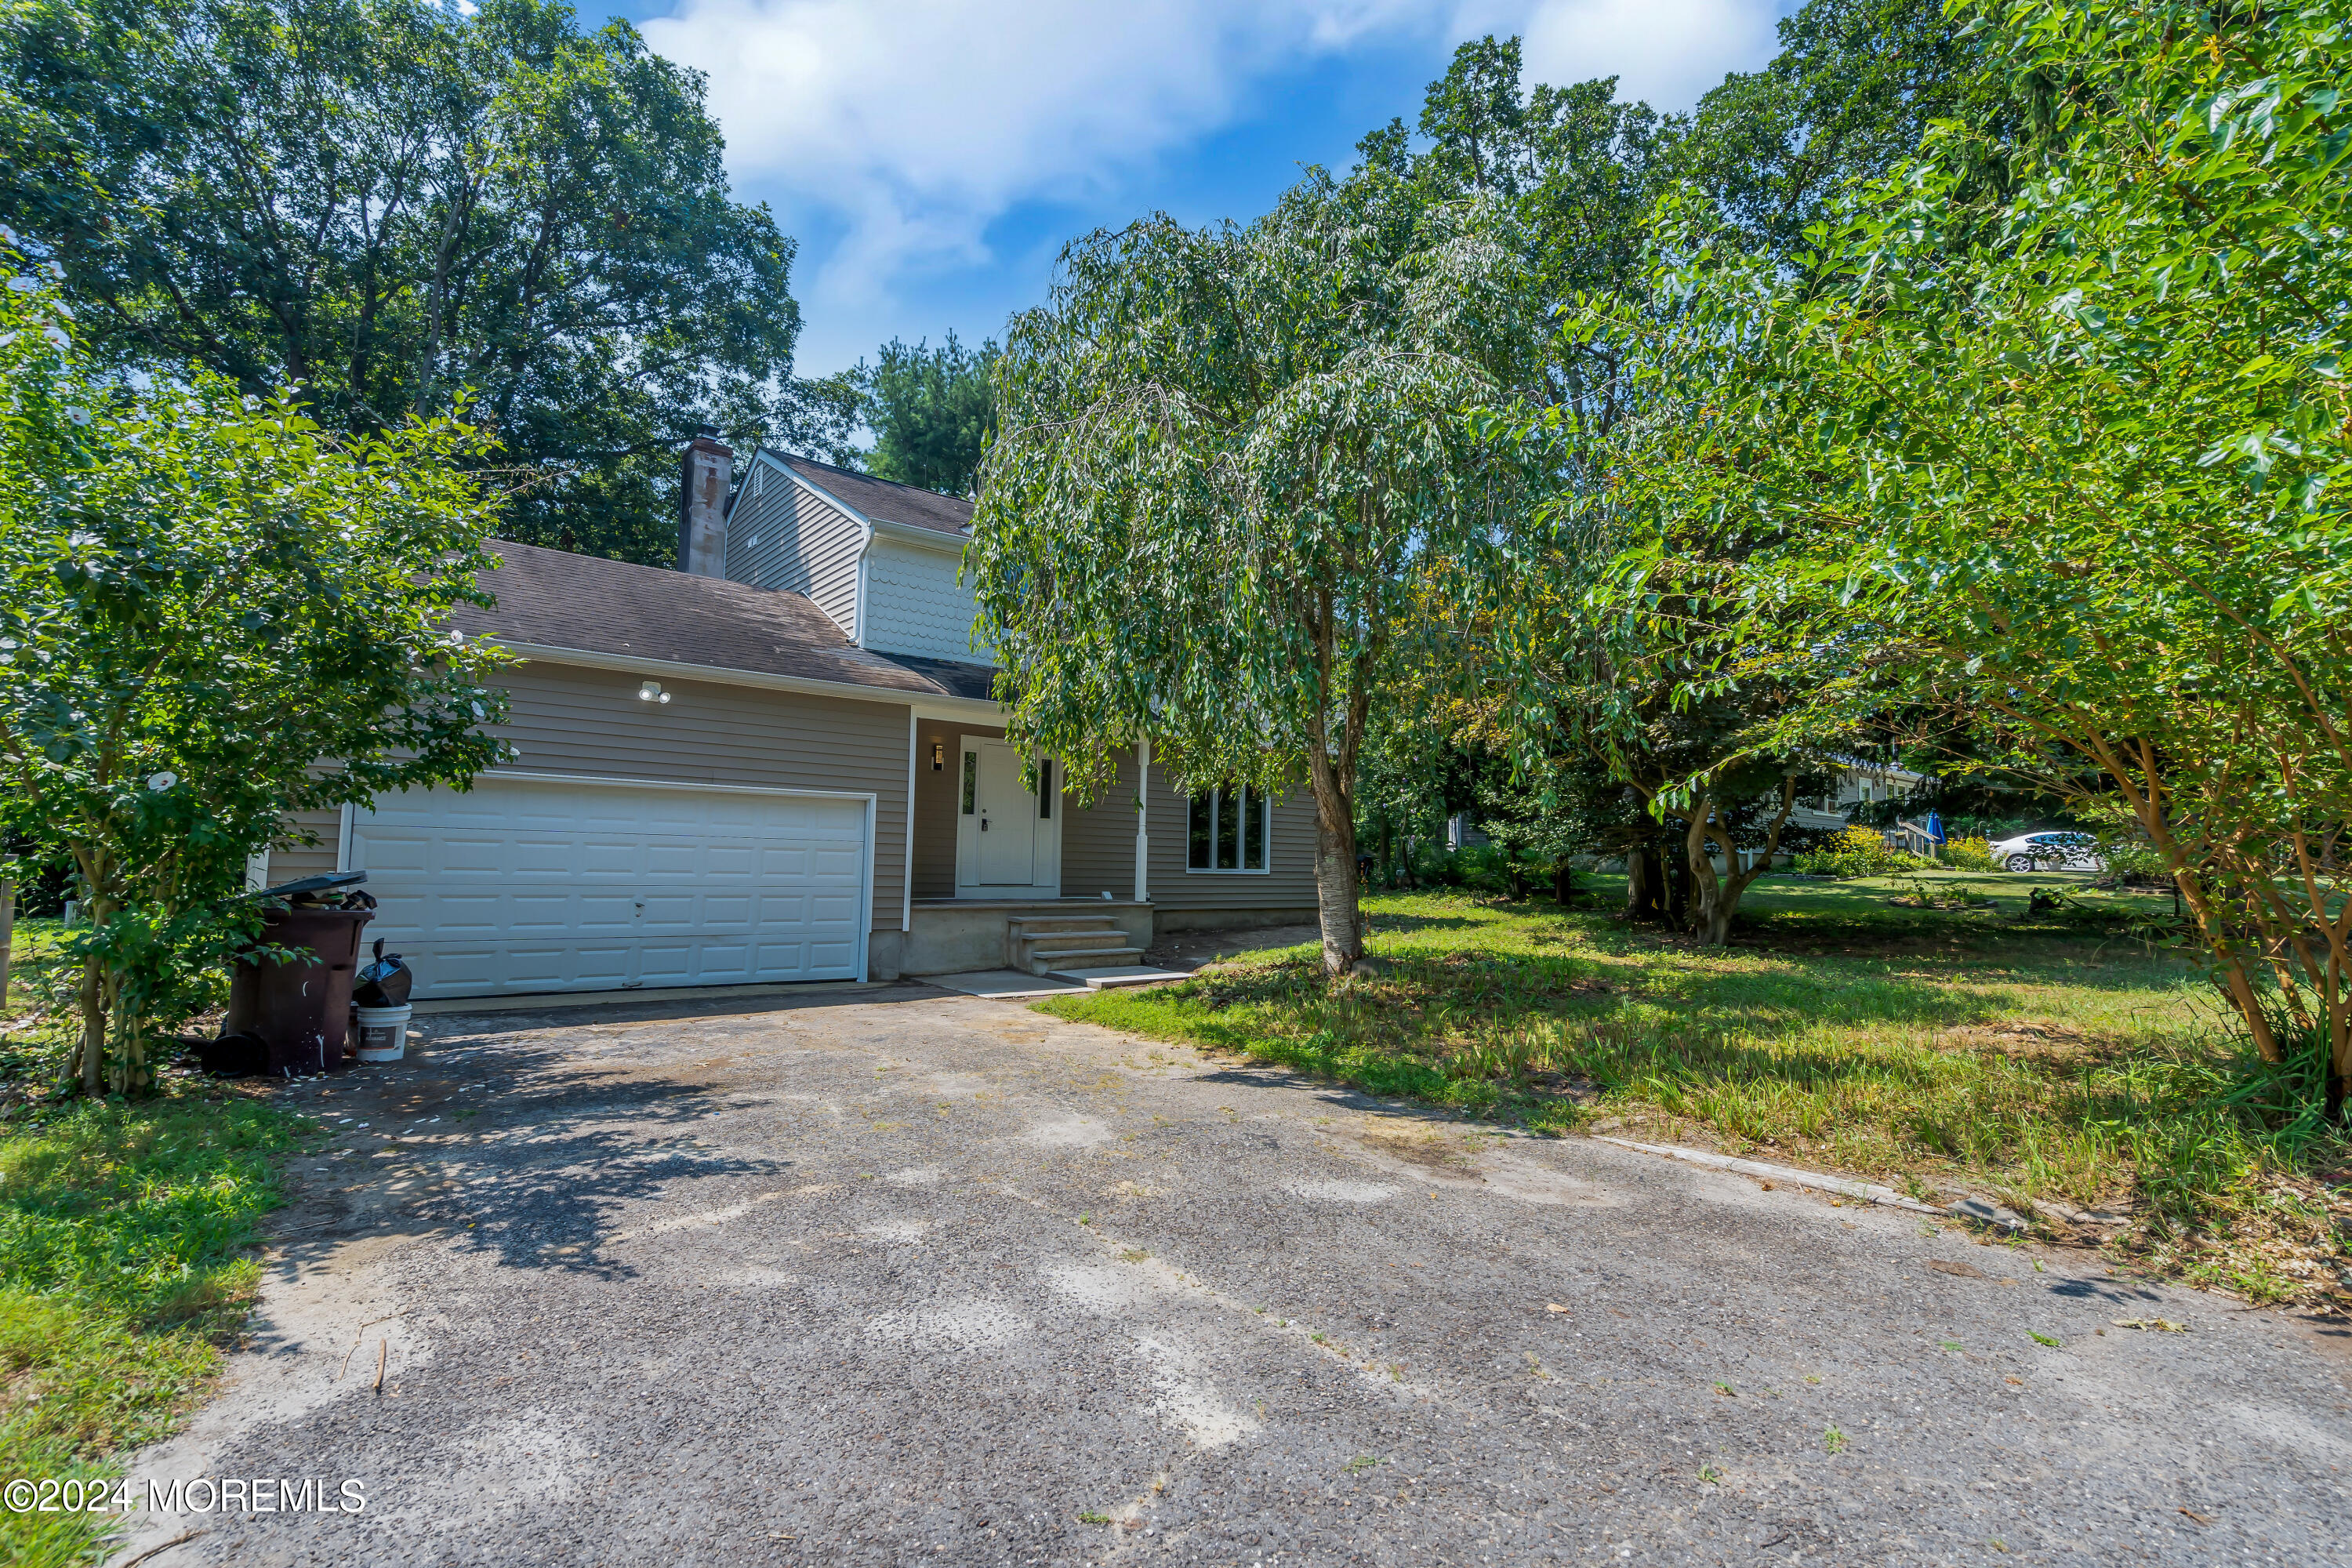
<box><xmin>1187</xmin><ymin>785</ymin><xmax>1270</xmax><ymax>873</ymax></box>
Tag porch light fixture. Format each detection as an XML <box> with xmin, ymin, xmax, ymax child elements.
<box><xmin>637</xmin><ymin>681</ymin><xmax>671</xmax><ymax>704</ymax></box>
<box><xmin>931</xmin><ymin>739</ymin><xmax>945</xmax><ymax>770</ymax></box>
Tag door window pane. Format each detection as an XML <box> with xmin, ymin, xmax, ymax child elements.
<box><xmin>961</xmin><ymin>751</ymin><xmax>976</xmax><ymax>814</ymax></box>
<box><xmin>1038</xmin><ymin>758</ymin><xmax>1052</xmax><ymax>819</ymax></box>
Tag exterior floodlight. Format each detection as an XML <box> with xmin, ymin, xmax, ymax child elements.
<box><xmin>637</xmin><ymin>681</ymin><xmax>670</xmax><ymax>704</ymax></box>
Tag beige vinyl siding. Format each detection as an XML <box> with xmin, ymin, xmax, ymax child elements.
<box><xmin>267</xmin><ymin>807</ymin><xmax>345</xmax><ymax>882</ymax></box>
<box><xmin>1061</xmin><ymin>750</ymin><xmax>1144</xmax><ymax>900</ymax></box>
<box><xmin>723</xmin><ymin>458</ymin><xmax>865</xmax><ymax>638</ymax></box>
<box><xmin>1148</xmin><ymin>767</ymin><xmax>1319</xmax><ymax>914</ymax></box>
<box><xmin>466</xmin><ymin>659</ymin><xmax>909</xmax><ymax>931</ymax></box>
<box><xmin>1060</xmin><ymin>750</ymin><xmax>1316</xmax><ymax>912</ymax></box>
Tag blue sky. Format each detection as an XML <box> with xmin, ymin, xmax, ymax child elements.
<box><xmin>597</xmin><ymin>1</ymin><xmax>1795</xmax><ymax>379</ymax></box>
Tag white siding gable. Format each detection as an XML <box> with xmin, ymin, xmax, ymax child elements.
<box><xmin>862</xmin><ymin>535</ymin><xmax>982</xmax><ymax>662</ymax></box>
<box><xmin>723</xmin><ymin>458</ymin><xmax>862</xmax><ymax>638</ymax></box>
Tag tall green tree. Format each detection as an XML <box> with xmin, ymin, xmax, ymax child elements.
<box><xmin>1579</xmin><ymin>0</ymin><xmax>2352</xmax><ymax>1101</ymax></box>
<box><xmin>0</xmin><ymin>0</ymin><xmax>844</xmax><ymax>563</ymax></box>
<box><xmin>850</xmin><ymin>332</ymin><xmax>998</xmax><ymax>497</ymax></box>
<box><xmin>1682</xmin><ymin>0</ymin><xmax>2021</xmax><ymax>259</ymax></box>
<box><xmin>1359</xmin><ymin>36</ymin><xmax>1671</xmax><ymax>437</ymax></box>
<box><xmin>0</xmin><ymin>243</ymin><xmax>510</xmax><ymax>1094</ymax></box>
<box><xmin>973</xmin><ymin>169</ymin><xmax>1544</xmax><ymax>977</ymax></box>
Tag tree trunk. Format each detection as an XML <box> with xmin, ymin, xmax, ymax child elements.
<box><xmin>1310</xmin><ymin>789</ymin><xmax>1363</xmax><ymax>976</ymax></box>
<box><xmin>1686</xmin><ymin>780</ymin><xmax>1802</xmax><ymax>948</ymax></box>
<box><xmin>1625</xmin><ymin>844</ymin><xmax>1669</xmax><ymax>920</ymax></box>
<box><xmin>1552</xmin><ymin>858</ymin><xmax>1575</xmax><ymax>907</ymax></box>
<box><xmin>78</xmin><ymin>953</ymin><xmax>104</xmax><ymax>1097</ymax></box>
<box><xmin>1686</xmin><ymin>801</ymin><xmax>1731</xmax><ymax>946</ymax></box>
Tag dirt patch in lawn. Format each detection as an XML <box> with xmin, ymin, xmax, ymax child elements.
<box><xmin>1936</xmin><ymin>1020</ymin><xmax>2112</xmax><ymax>1064</ymax></box>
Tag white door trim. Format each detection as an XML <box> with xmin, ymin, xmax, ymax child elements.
<box><xmin>953</xmin><ymin>737</ymin><xmax>1062</xmax><ymax>899</ymax></box>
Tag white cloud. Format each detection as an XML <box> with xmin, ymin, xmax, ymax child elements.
<box><xmin>632</xmin><ymin>0</ymin><xmax>1781</xmax><ymax>366</ymax></box>
<box><xmin>641</xmin><ymin>0</ymin><xmax>1432</xmax><ymax>316</ymax></box>
<box><xmin>1515</xmin><ymin>0</ymin><xmax>1780</xmax><ymax>110</ymax></box>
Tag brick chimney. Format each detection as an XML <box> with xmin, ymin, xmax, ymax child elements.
<box><xmin>677</xmin><ymin>426</ymin><xmax>734</xmax><ymax>577</ymax></box>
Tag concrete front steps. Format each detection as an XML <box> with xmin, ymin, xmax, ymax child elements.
<box><xmin>1004</xmin><ymin>916</ymin><xmax>1189</xmax><ymax>989</ymax></box>
<box><xmin>1007</xmin><ymin>915</ymin><xmax>1145</xmax><ymax>975</ymax></box>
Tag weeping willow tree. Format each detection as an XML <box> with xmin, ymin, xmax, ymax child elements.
<box><xmin>969</xmin><ymin>167</ymin><xmax>1545</xmax><ymax>977</ymax></box>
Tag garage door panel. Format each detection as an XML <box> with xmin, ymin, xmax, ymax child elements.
<box><xmin>350</xmin><ymin>777</ymin><xmax>868</xmax><ymax>999</ymax></box>
<box><xmin>633</xmin><ymin>943</ymin><xmax>695</xmax><ymax>987</ymax></box>
<box><xmin>574</xmin><ymin>842</ymin><xmax>644</xmax><ymax>877</ymax></box>
<box><xmin>414</xmin><ymin>891</ymin><xmax>504</xmax><ymax>936</ymax></box>
<box><xmin>694</xmin><ymin>942</ymin><xmax>753</xmax><ymax>982</ymax></box>
<box><xmin>641</xmin><ymin>845</ymin><xmax>704</xmax><ymax>879</ymax></box>
<box><xmin>636</xmin><ymin>891</ymin><xmax>701</xmax><ymax>923</ymax></box>
<box><xmin>361</xmin><ymin>834</ymin><xmax>432</xmax><ymax>874</ymax></box>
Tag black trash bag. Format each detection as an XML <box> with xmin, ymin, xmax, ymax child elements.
<box><xmin>352</xmin><ymin>937</ymin><xmax>412</xmax><ymax>1007</ymax></box>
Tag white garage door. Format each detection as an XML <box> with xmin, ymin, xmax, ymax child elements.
<box><xmin>349</xmin><ymin>774</ymin><xmax>870</xmax><ymax>999</ymax></box>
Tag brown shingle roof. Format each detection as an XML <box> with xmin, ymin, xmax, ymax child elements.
<box><xmin>872</xmin><ymin>651</ymin><xmax>999</xmax><ymax>702</ymax></box>
<box><xmin>770</xmin><ymin>454</ymin><xmax>972</xmax><ymax>536</ymax></box>
<box><xmin>452</xmin><ymin>540</ymin><xmax>953</xmax><ymax>698</ymax></box>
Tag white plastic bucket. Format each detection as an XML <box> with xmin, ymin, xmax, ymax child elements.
<box><xmin>352</xmin><ymin>1004</ymin><xmax>412</xmax><ymax>1064</ymax></box>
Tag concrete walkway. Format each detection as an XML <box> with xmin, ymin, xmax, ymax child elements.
<box><xmin>118</xmin><ymin>985</ymin><xmax>2350</xmax><ymax>1566</ymax></box>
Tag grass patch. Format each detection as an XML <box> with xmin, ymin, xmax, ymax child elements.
<box><xmin>1045</xmin><ymin>878</ymin><xmax>2350</xmax><ymax>1308</ymax></box>
<box><xmin>0</xmin><ymin>1091</ymin><xmax>304</xmax><ymax>1566</ymax></box>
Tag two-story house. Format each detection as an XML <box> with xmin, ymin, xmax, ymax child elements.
<box><xmin>259</xmin><ymin>434</ymin><xmax>1319</xmax><ymax>1001</ymax></box>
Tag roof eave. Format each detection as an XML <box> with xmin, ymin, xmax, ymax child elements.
<box><xmin>500</xmin><ymin>641</ymin><xmax>1005</xmax><ymax>720</ymax></box>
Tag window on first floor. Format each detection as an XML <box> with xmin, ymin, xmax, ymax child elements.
<box><xmin>1188</xmin><ymin>785</ymin><xmax>1269</xmax><ymax>873</ymax></box>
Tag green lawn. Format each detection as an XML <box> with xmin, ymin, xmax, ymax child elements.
<box><xmin>0</xmin><ymin>1085</ymin><xmax>303</xmax><ymax>1566</ymax></box>
<box><xmin>1044</xmin><ymin>871</ymin><xmax>2350</xmax><ymax>1308</ymax></box>
<box><xmin>3</xmin><ymin>916</ymin><xmax>67</xmax><ymax>1017</ymax></box>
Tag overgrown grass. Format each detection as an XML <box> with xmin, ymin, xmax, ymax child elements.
<box><xmin>1047</xmin><ymin>877</ymin><xmax>2350</xmax><ymax>1308</ymax></box>
<box><xmin>0</xmin><ymin>1092</ymin><xmax>303</xmax><ymax>1566</ymax></box>
<box><xmin>2</xmin><ymin>916</ymin><xmax>69</xmax><ymax>1012</ymax></box>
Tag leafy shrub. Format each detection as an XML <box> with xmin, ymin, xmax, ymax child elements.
<box><xmin>2101</xmin><ymin>838</ymin><xmax>2170</xmax><ymax>888</ymax></box>
<box><xmin>1793</xmin><ymin>825</ymin><xmax>1925</xmax><ymax>879</ymax></box>
<box><xmin>1940</xmin><ymin>835</ymin><xmax>1995</xmax><ymax>871</ymax></box>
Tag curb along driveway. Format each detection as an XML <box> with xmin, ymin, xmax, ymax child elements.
<box><xmin>122</xmin><ymin>986</ymin><xmax>2350</xmax><ymax>1566</ymax></box>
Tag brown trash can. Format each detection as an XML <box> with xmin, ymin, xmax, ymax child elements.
<box><xmin>224</xmin><ymin>907</ymin><xmax>375</xmax><ymax>1076</ymax></box>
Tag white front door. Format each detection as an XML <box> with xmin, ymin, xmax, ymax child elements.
<box><xmin>348</xmin><ymin>772</ymin><xmax>871</xmax><ymax>999</ymax></box>
<box><xmin>975</xmin><ymin>741</ymin><xmax>1036</xmax><ymax>883</ymax></box>
<box><xmin>955</xmin><ymin>737</ymin><xmax>1061</xmax><ymax>896</ymax></box>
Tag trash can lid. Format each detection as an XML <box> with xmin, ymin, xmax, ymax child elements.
<box><xmin>249</xmin><ymin>870</ymin><xmax>368</xmax><ymax>901</ymax></box>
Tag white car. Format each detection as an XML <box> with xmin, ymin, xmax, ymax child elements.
<box><xmin>1988</xmin><ymin>830</ymin><xmax>2103</xmax><ymax>873</ymax></box>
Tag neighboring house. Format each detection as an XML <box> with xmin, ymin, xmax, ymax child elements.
<box><xmin>1788</xmin><ymin>760</ymin><xmax>1932</xmax><ymax>833</ymax></box>
<box><xmin>259</xmin><ymin>434</ymin><xmax>1318</xmax><ymax>1001</ymax></box>
<box><xmin>1590</xmin><ymin>760</ymin><xmax>1934</xmax><ymax>877</ymax></box>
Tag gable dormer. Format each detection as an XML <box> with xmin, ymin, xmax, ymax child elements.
<box><xmin>721</xmin><ymin>452</ymin><xmax>982</xmax><ymax>664</ymax></box>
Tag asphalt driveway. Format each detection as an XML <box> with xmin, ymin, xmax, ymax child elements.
<box><xmin>121</xmin><ymin>985</ymin><xmax>2350</xmax><ymax>1566</ymax></box>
